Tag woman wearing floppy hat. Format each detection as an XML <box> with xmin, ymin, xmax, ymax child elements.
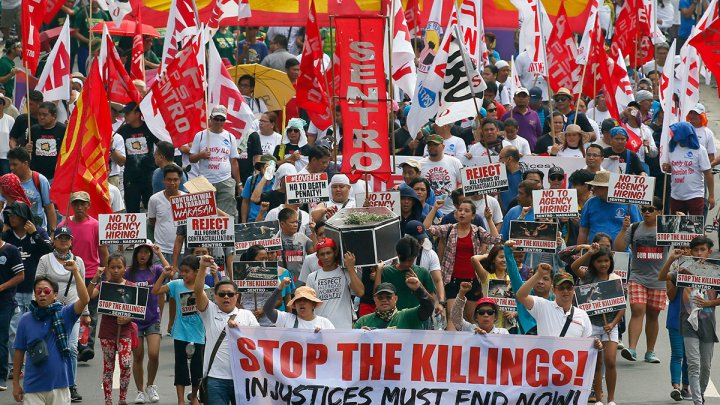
<box><xmin>262</xmin><ymin>280</ymin><xmax>334</xmax><ymax>331</ymax></box>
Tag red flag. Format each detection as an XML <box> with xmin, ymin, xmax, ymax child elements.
<box><xmin>611</xmin><ymin>0</ymin><xmax>653</xmax><ymax>67</ymax></box>
<box><xmin>296</xmin><ymin>0</ymin><xmax>332</xmax><ymax>130</ymax></box>
<box><xmin>43</xmin><ymin>0</ymin><xmax>64</xmax><ymax>25</ymax></box>
<box><xmin>689</xmin><ymin>18</ymin><xmax>720</xmax><ymax>97</ymax></box>
<box><xmin>598</xmin><ymin>50</ymin><xmax>642</xmax><ymax>152</ymax></box>
<box><xmin>546</xmin><ymin>2</ymin><xmax>580</xmax><ymax>92</ymax></box>
<box><xmin>21</xmin><ymin>0</ymin><xmax>45</xmax><ymax>75</ymax></box>
<box><xmin>99</xmin><ymin>29</ymin><xmax>142</xmax><ymax>104</ymax></box>
<box><xmin>160</xmin><ymin>0</ymin><xmax>199</xmax><ymax>73</ymax></box>
<box><xmin>51</xmin><ymin>60</ymin><xmax>113</xmax><ymax>217</ymax></box>
<box><xmin>131</xmin><ymin>7</ymin><xmax>145</xmax><ymax>81</ymax></box>
<box><xmin>335</xmin><ymin>16</ymin><xmax>391</xmax><ymax>182</ymax></box>
<box><xmin>579</xmin><ymin>15</ymin><xmax>604</xmax><ymax>98</ymax></box>
<box><xmin>405</xmin><ymin>0</ymin><xmax>422</xmax><ymax>37</ymax></box>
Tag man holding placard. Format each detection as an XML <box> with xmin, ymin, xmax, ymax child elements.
<box><xmin>578</xmin><ymin>172</ymin><xmax>642</xmax><ymax>244</ymax></box>
<box><xmin>148</xmin><ymin>165</ymin><xmax>186</xmax><ymax>260</ymax></box>
<box><xmin>661</xmin><ymin>122</ymin><xmax>715</xmax><ymax>216</ymax></box>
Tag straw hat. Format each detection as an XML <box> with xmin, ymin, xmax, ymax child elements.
<box><xmin>287</xmin><ymin>286</ymin><xmax>323</xmax><ymax>309</ymax></box>
<box><xmin>586</xmin><ymin>171</ymin><xmax>611</xmax><ymax>187</ymax></box>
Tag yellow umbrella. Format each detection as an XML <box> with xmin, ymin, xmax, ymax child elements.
<box><xmin>228</xmin><ymin>64</ymin><xmax>296</xmax><ymax>111</ymax></box>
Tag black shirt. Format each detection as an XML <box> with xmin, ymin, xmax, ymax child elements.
<box><xmin>28</xmin><ymin>123</ymin><xmax>66</xmax><ymax>179</ymax></box>
<box><xmin>238</xmin><ymin>132</ymin><xmax>263</xmax><ymax>183</ymax></box>
<box><xmin>533</xmin><ymin>133</ymin><xmax>562</xmax><ymax>155</ymax></box>
<box><xmin>9</xmin><ymin>114</ymin><xmax>39</xmax><ymax>143</ymax></box>
<box><xmin>116</xmin><ymin>122</ymin><xmax>159</xmax><ymax>179</ymax></box>
<box><xmin>603</xmin><ymin>147</ymin><xmax>645</xmax><ymax>175</ymax></box>
<box><xmin>543</xmin><ymin>111</ymin><xmax>594</xmax><ymax>134</ymax></box>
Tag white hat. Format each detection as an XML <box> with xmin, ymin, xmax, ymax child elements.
<box><xmin>514</xmin><ymin>87</ymin><xmax>530</xmax><ymax>96</ymax></box>
<box><xmin>210</xmin><ymin>105</ymin><xmax>227</xmax><ymax>118</ymax></box>
<box><xmin>329</xmin><ymin>174</ymin><xmax>350</xmax><ymax>187</ymax></box>
<box><xmin>690</xmin><ymin>103</ymin><xmax>705</xmax><ymax>114</ymax></box>
<box><xmin>273</xmin><ymin>163</ymin><xmax>297</xmax><ymax>191</ymax></box>
<box><xmin>495</xmin><ymin>60</ymin><xmax>510</xmax><ymax>69</ymax></box>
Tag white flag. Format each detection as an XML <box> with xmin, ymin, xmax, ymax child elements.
<box><xmin>35</xmin><ymin>19</ymin><xmax>71</xmax><ymax>102</ymax></box>
<box><xmin>160</xmin><ymin>0</ymin><xmax>199</xmax><ymax>74</ymax></box>
<box><xmin>576</xmin><ymin>0</ymin><xmax>599</xmax><ymax>65</ymax></box>
<box><xmin>108</xmin><ymin>0</ymin><xmax>132</xmax><ymax>27</ymax></box>
<box><xmin>659</xmin><ymin>40</ymin><xmax>677</xmax><ymax>166</ymax></box>
<box><xmin>386</xmin><ymin>0</ymin><xmax>417</xmax><ymax>98</ymax></box>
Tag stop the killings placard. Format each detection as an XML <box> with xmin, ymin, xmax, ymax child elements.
<box><xmin>675</xmin><ymin>256</ymin><xmax>720</xmax><ymax>290</ymax></box>
<box><xmin>170</xmin><ymin>191</ymin><xmax>217</xmax><ymax>226</ymax></box>
<box><xmin>532</xmin><ymin>189</ymin><xmax>579</xmax><ymax>218</ymax></box>
<box><xmin>460</xmin><ymin>163</ymin><xmax>509</xmax><ymax>197</ymax></box>
<box><xmin>574</xmin><ymin>279</ymin><xmax>626</xmax><ymax>317</ymax></box>
<box><xmin>187</xmin><ymin>216</ymin><xmax>235</xmax><ymax>248</ymax></box>
<box><xmin>97</xmin><ymin>282</ymin><xmax>149</xmax><ymax>320</ymax></box>
<box><xmin>98</xmin><ymin>213</ymin><xmax>147</xmax><ymax>244</ymax></box>
<box><xmin>657</xmin><ymin>215</ymin><xmax>705</xmax><ymax>246</ymax></box>
<box><xmin>285</xmin><ymin>173</ymin><xmax>330</xmax><ymax>204</ymax></box>
<box><xmin>607</xmin><ymin>173</ymin><xmax>655</xmax><ymax>205</ymax></box>
<box><xmin>508</xmin><ymin>221</ymin><xmax>559</xmax><ymax>253</ymax></box>
<box><xmin>355</xmin><ymin>191</ymin><xmax>401</xmax><ymax>216</ymax></box>
<box><xmin>233</xmin><ymin>261</ymin><xmax>279</xmax><ymax>293</ymax></box>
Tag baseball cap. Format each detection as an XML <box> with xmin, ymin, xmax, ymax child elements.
<box><xmin>399</xmin><ymin>159</ymin><xmax>422</xmax><ymax>171</ymax></box>
<box><xmin>55</xmin><ymin>226</ymin><xmax>73</xmax><ymax>238</ymax></box>
<box><xmin>374</xmin><ymin>282</ymin><xmax>397</xmax><ymax>295</ymax></box>
<box><xmin>426</xmin><ymin>134</ymin><xmax>444</xmax><ymax>145</ymax></box>
<box><xmin>475</xmin><ymin>297</ymin><xmax>500</xmax><ymax>314</ymax></box>
<box><xmin>529</xmin><ymin>87</ymin><xmax>543</xmax><ymax>101</ymax></box>
<box><xmin>121</xmin><ymin>102</ymin><xmax>138</xmax><ymax>114</ymax></box>
<box><xmin>69</xmin><ymin>191</ymin><xmax>90</xmax><ymax>203</ymax></box>
<box><xmin>495</xmin><ymin>60</ymin><xmax>510</xmax><ymax>70</ymax></box>
<box><xmin>514</xmin><ymin>87</ymin><xmax>530</xmax><ymax>96</ymax></box>
<box><xmin>133</xmin><ymin>239</ymin><xmax>154</xmax><ymax>250</ymax></box>
<box><xmin>404</xmin><ymin>220</ymin><xmax>432</xmax><ymax>249</ymax></box>
<box><xmin>601</xmin><ymin>118</ymin><xmax>619</xmax><ymax>133</ymax></box>
<box><xmin>689</xmin><ymin>103</ymin><xmax>705</xmax><ymax>114</ymax></box>
<box><xmin>568</xmin><ymin>169</ymin><xmax>596</xmax><ymax>185</ymax></box>
<box><xmin>210</xmin><ymin>105</ymin><xmax>228</xmax><ymax>118</ymax></box>
<box><xmin>553</xmin><ymin>272</ymin><xmax>574</xmax><ymax>287</ymax></box>
<box><xmin>548</xmin><ymin>166</ymin><xmax>565</xmax><ymax>178</ymax></box>
<box><xmin>254</xmin><ymin>154</ymin><xmax>277</xmax><ymax>171</ymax></box>
<box><xmin>635</xmin><ymin>90</ymin><xmax>653</xmax><ymax>103</ymax></box>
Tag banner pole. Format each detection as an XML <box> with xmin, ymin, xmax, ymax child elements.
<box><xmin>24</xmin><ymin>61</ymin><xmax>31</xmax><ymax>144</ymax></box>
<box><xmin>573</xmin><ymin>63</ymin><xmax>588</xmax><ymax>125</ymax></box>
<box><xmin>386</xmin><ymin>14</ymin><xmax>396</xmax><ymax>170</ymax></box>
<box><xmin>329</xmin><ymin>16</ymin><xmax>338</xmax><ymax>167</ymax></box>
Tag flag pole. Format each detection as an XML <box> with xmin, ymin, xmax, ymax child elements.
<box><xmin>453</xmin><ymin>25</ymin><xmax>487</xmax><ymax>164</ymax></box>
<box><xmin>386</xmin><ymin>14</ymin><xmax>396</xmax><ymax>169</ymax></box>
<box><xmin>24</xmin><ymin>62</ymin><xmax>32</xmax><ymax>144</ymax></box>
<box><xmin>329</xmin><ymin>15</ymin><xmax>338</xmax><ymax>167</ymax></box>
<box><xmin>573</xmin><ymin>62</ymin><xmax>588</xmax><ymax>124</ymax></box>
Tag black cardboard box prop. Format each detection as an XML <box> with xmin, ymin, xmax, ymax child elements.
<box><xmin>324</xmin><ymin>207</ymin><xmax>401</xmax><ymax>268</ymax></box>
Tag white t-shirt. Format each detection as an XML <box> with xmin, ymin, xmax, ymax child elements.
<box><xmin>423</xmin><ymin>136</ymin><xmax>467</xmax><ymax>158</ymax></box>
<box><xmin>259</xmin><ymin>132</ymin><xmax>282</xmax><ymax>155</ymax></box>
<box><xmin>556</xmin><ymin>147</ymin><xmax>585</xmax><ymax>158</ymax></box>
<box><xmin>461</xmin><ymin>140</ymin><xmax>512</xmax><ymax>166</ymax></box>
<box><xmin>418</xmin><ymin>246</ymin><xmax>441</xmax><ymax>273</ymax></box>
<box><xmin>110</xmin><ymin>132</ymin><xmax>126</xmax><ymax>176</ymax></box>
<box><xmin>148</xmin><ymin>190</ymin><xmax>186</xmax><ymax>254</ymax></box>
<box><xmin>109</xmin><ymin>184</ymin><xmax>125</xmax><ymax>213</ymax></box>
<box><xmin>669</xmin><ymin>145</ymin><xmax>711</xmax><ymax>200</ymax></box>
<box><xmin>275</xmin><ymin>311</ymin><xmax>335</xmax><ymax>330</ymax></box>
<box><xmin>298</xmin><ymin>252</ymin><xmax>321</xmax><ymax>283</ymax></box>
<box><xmin>694</xmin><ymin>126</ymin><xmax>717</xmax><ymax>157</ymax></box>
<box><xmin>200</xmin><ymin>301</ymin><xmax>259</xmax><ymax>379</ymax></box>
<box><xmin>527</xmin><ymin>296</ymin><xmax>592</xmax><ymax>338</ymax></box>
<box><xmin>584</xmin><ymin>108</ymin><xmax>611</xmax><ymax>125</ymax></box>
<box><xmin>470</xmin><ymin>195</ymin><xmax>504</xmax><ymax>225</ymax></box>
<box><xmin>420</xmin><ymin>156</ymin><xmax>463</xmax><ymax>215</ymax></box>
<box><xmin>0</xmin><ymin>114</ymin><xmax>15</xmax><ymax>159</ymax></box>
<box><xmin>305</xmin><ymin>267</ymin><xmax>354</xmax><ymax>330</ymax></box>
<box><xmin>505</xmin><ymin>136</ymin><xmax>531</xmax><ymax>156</ymax></box>
<box><xmin>189</xmin><ymin>130</ymin><xmax>239</xmax><ymax>183</ymax></box>
<box><xmin>495</xmin><ymin>80</ymin><xmax>512</xmax><ymax>106</ymax></box>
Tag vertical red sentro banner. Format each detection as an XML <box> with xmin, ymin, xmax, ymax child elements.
<box><xmin>335</xmin><ymin>16</ymin><xmax>391</xmax><ymax>183</ymax></box>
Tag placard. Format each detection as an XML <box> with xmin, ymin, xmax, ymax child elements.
<box><xmin>98</xmin><ymin>213</ymin><xmax>147</xmax><ymax>244</ymax></box>
<box><xmin>519</xmin><ymin>156</ymin><xmax>586</xmax><ymax>189</ymax></box>
<box><xmin>574</xmin><ymin>279</ymin><xmax>626</xmax><ymax>316</ymax></box>
<box><xmin>532</xmin><ymin>189</ymin><xmax>579</xmax><ymax>218</ymax></box>
<box><xmin>179</xmin><ymin>288</ymin><xmax>215</xmax><ymax>316</ymax></box>
<box><xmin>234</xmin><ymin>221</ymin><xmax>282</xmax><ymax>253</ymax></box>
<box><xmin>285</xmin><ymin>173</ymin><xmax>330</xmax><ymax>204</ymax></box>
<box><xmin>675</xmin><ymin>256</ymin><xmax>720</xmax><ymax>290</ymax></box>
<box><xmin>97</xmin><ymin>282</ymin><xmax>149</xmax><ymax>320</ymax></box>
<box><xmin>613</xmin><ymin>251</ymin><xmax>631</xmax><ymax>284</ymax></box>
<box><xmin>460</xmin><ymin>163</ymin><xmax>509</xmax><ymax>196</ymax></box>
<box><xmin>170</xmin><ymin>191</ymin><xmax>217</xmax><ymax>226</ymax></box>
<box><xmin>232</xmin><ymin>261</ymin><xmax>279</xmax><ymax>292</ymax></box>
<box><xmin>657</xmin><ymin>215</ymin><xmax>705</xmax><ymax>246</ymax></box>
<box><xmin>187</xmin><ymin>216</ymin><xmax>235</xmax><ymax>248</ymax></box>
<box><xmin>355</xmin><ymin>191</ymin><xmax>401</xmax><ymax>216</ymax></box>
<box><xmin>509</xmin><ymin>221</ymin><xmax>559</xmax><ymax>253</ymax></box>
<box><xmin>607</xmin><ymin>173</ymin><xmax>655</xmax><ymax>205</ymax></box>
<box><xmin>487</xmin><ymin>279</ymin><xmax>515</xmax><ymax>312</ymax></box>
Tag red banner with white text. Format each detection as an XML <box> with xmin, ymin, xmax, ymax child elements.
<box><xmin>336</xmin><ymin>16</ymin><xmax>391</xmax><ymax>183</ymax></box>
<box><xmin>229</xmin><ymin>327</ymin><xmax>597</xmax><ymax>404</ymax></box>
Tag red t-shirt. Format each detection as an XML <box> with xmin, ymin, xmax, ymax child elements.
<box><xmin>96</xmin><ymin>280</ymin><xmax>137</xmax><ymax>340</ymax></box>
<box><xmin>452</xmin><ymin>233</ymin><xmax>475</xmax><ymax>279</ymax></box>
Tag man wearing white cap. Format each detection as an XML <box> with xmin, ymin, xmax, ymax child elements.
<box><xmin>495</xmin><ymin>60</ymin><xmax>513</xmax><ymax>109</ymax></box>
<box><xmin>311</xmin><ymin>174</ymin><xmax>355</xmax><ymax>222</ymax></box>
<box><xmin>501</xmin><ymin>87</ymin><xmax>543</xmax><ymax>150</ymax></box>
<box><xmin>686</xmin><ymin>103</ymin><xmax>717</xmax><ymax>164</ymax></box>
<box><xmin>189</xmin><ymin>105</ymin><xmax>242</xmax><ymax>218</ymax></box>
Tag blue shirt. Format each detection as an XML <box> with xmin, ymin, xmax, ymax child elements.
<box><xmin>501</xmin><ymin>205</ymin><xmax>535</xmax><ymax>240</ymax></box>
<box><xmin>678</xmin><ymin>0</ymin><xmax>695</xmax><ymax>38</ymax></box>
<box><xmin>167</xmin><ymin>279</ymin><xmax>207</xmax><ymax>344</ymax></box>
<box><xmin>579</xmin><ymin>197</ymin><xmax>642</xmax><ymax>242</ymax></box>
<box><xmin>500</xmin><ymin>169</ymin><xmax>522</xmax><ymax>213</ymax></box>
<box><xmin>241</xmin><ymin>174</ymin><xmax>274</xmax><ymax>222</ymax></box>
<box><xmin>14</xmin><ymin>304</ymin><xmax>79</xmax><ymax>393</ymax></box>
<box><xmin>151</xmin><ymin>167</ymin><xmax>188</xmax><ymax>194</ymax></box>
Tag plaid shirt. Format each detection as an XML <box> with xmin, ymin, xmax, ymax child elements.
<box><xmin>427</xmin><ymin>224</ymin><xmax>501</xmax><ymax>285</ymax></box>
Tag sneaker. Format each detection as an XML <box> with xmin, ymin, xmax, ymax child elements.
<box><xmin>135</xmin><ymin>391</ymin><xmax>147</xmax><ymax>404</ymax></box>
<box><xmin>617</xmin><ymin>342</ymin><xmax>625</xmax><ymax>350</ymax></box>
<box><xmin>621</xmin><ymin>347</ymin><xmax>637</xmax><ymax>361</ymax></box>
<box><xmin>70</xmin><ymin>386</ymin><xmax>82</xmax><ymax>402</ymax></box>
<box><xmin>0</xmin><ymin>381</ymin><xmax>7</xmax><ymax>391</ymax></box>
<box><xmin>77</xmin><ymin>348</ymin><xmax>94</xmax><ymax>362</ymax></box>
<box><xmin>594</xmin><ymin>402</ymin><xmax>604</xmax><ymax>405</ymax></box>
<box><xmin>644</xmin><ymin>351</ymin><xmax>661</xmax><ymax>364</ymax></box>
<box><xmin>607</xmin><ymin>402</ymin><xmax>617</xmax><ymax>405</ymax></box>
<box><xmin>671</xmin><ymin>389</ymin><xmax>683</xmax><ymax>401</ymax></box>
<box><xmin>145</xmin><ymin>385</ymin><xmax>159</xmax><ymax>403</ymax></box>
<box><xmin>681</xmin><ymin>389</ymin><xmax>692</xmax><ymax>401</ymax></box>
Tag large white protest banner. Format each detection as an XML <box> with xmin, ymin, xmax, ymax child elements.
<box><xmin>229</xmin><ymin>327</ymin><xmax>596</xmax><ymax>404</ymax></box>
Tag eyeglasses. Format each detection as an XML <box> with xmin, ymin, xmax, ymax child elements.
<box><xmin>475</xmin><ymin>309</ymin><xmax>496</xmax><ymax>316</ymax></box>
<box><xmin>586</xmin><ymin>153</ymin><xmax>602</xmax><ymax>158</ymax></box>
<box><xmin>641</xmin><ymin>207</ymin><xmax>656</xmax><ymax>213</ymax></box>
<box><xmin>217</xmin><ymin>292</ymin><xmax>236</xmax><ymax>298</ymax></box>
<box><xmin>35</xmin><ymin>287</ymin><xmax>53</xmax><ymax>296</ymax></box>
<box><xmin>549</xmin><ymin>175</ymin><xmax>564</xmax><ymax>181</ymax></box>
<box><xmin>259</xmin><ymin>119</ymin><xmax>271</xmax><ymax>123</ymax></box>
<box><xmin>212</xmin><ymin>117</ymin><xmax>226</xmax><ymax>122</ymax></box>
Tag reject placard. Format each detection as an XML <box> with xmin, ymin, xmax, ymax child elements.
<box><xmin>285</xmin><ymin>173</ymin><xmax>330</xmax><ymax>204</ymax></box>
<box><xmin>607</xmin><ymin>173</ymin><xmax>655</xmax><ymax>205</ymax></box>
<box><xmin>461</xmin><ymin>163</ymin><xmax>509</xmax><ymax>196</ymax></box>
<box><xmin>355</xmin><ymin>191</ymin><xmax>401</xmax><ymax>216</ymax></box>
<box><xmin>170</xmin><ymin>191</ymin><xmax>217</xmax><ymax>226</ymax></box>
<box><xmin>187</xmin><ymin>216</ymin><xmax>235</xmax><ymax>248</ymax></box>
<box><xmin>532</xmin><ymin>189</ymin><xmax>579</xmax><ymax>218</ymax></box>
<box><xmin>98</xmin><ymin>213</ymin><xmax>147</xmax><ymax>244</ymax></box>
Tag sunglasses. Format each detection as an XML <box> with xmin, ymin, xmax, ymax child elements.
<box><xmin>35</xmin><ymin>287</ymin><xmax>53</xmax><ymax>296</ymax></box>
<box><xmin>217</xmin><ymin>292</ymin><xmax>236</xmax><ymax>298</ymax></box>
<box><xmin>375</xmin><ymin>294</ymin><xmax>394</xmax><ymax>301</ymax></box>
<box><xmin>287</xmin><ymin>128</ymin><xmax>300</xmax><ymax>133</ymax></box>
<box><xmin>555</xmin><ymin>284</ymin><xmax>574</xmax><ymax>291</ymax></box>
<box><xmin>212</xmin><ymin>116</ymin><xmax>226</xmax><ymax>122</ymax></box>
<box><xmin>475</xmin><ymin>309</ymin><xmax>496</xmax><ymax>316</ymax></box>
<box><xmin>641</xmin><ymin>207</ymin><xmax>656</xmax><ymax>213</ymax></box>
<box><xmin>555</xmin><ymin>97</ymin><xmax>571</xmax><ymax>102</ymax></box>
<box><xmin>486</xmin><ymin>108</ymin><xmax>497</xmax><ymax>112</ymax></box>
<box><xmin>549</xmin><ymin>175</ymin><xmax>564</xmax><ymax>181</ymax></box>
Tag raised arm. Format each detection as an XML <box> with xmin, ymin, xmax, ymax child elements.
<box><xmin>517</xmin><ymin>263</ymin><xmax>552</xmax><ymax>310</ymax></box>
<box><xmin>263</xmin><ymin>278</ymin><xmax>291</xmax><ymax>324</ymax></box>
<box><xmin>194</xmin><ymin>255</ymin><xmax>213</xmax><ymax>312</ymax></box>
<box><xmin>152</xmin><ymin>266</ymin><xmax>174</xmax><ymax>296</ymax></box>
<box><xmin>613</xmin><ymin>216</ymin><xmax>631</xmax><ymax>251</ymax></box>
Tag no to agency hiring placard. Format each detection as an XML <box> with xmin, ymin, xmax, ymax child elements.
<box><xmin>235</xmin><ymin>220</ymin><xmax>282</xmax><ymax>253</ymax></box>
<box><xmin>574</xmin><ymin>279</ymin><xmax>626</xmax><ymax>317</ymax></box>
<box><xmin>187</xmin><ymin>216</ymin><xmax>235</xmax><ymax>248</ymax></box>
<box><xmin>355</xmin><ymin>191</ymin><xmax>401</xmax><ymax>216</ymax></box>
<box><xmin>285</xmin><ymin>173</ymin><xmax>330</xmax><ymax>205</ymax></box>
<box><xmin>98</xmin><ymin>213</ymin><xmax>147</xmax><ymax>244</ymax></box>
<box><xmin>461</xmin><ymin>163</ymin><xmax>509</xmax><ymax>197</ymax></box>
<box><xmin>532</xmin><ymin>189</ymin><xmax>579</xmax><ymax>218</ymax></box>
<box><xmin>233</xmin><ymin>261</ymin><xmax>280</xmax><ymax>293</ymax></box>
<box><xmin>607</xmin><ymin>173</ymin><xmax>655</xmax><ymax>205</ymax></box>
<box><xmin>509</xmin><ymin>220</ymin><xmax>559</xmax><ymax>253</ymax></box>
<box><xmin>170</xmin><ymin>191</ymin><xmax>217</xmax><ymax>226</ymax></box>
<box><xmin>675</xmin><ymin>256</ymin><xmax>720</xmax><ymax>290</ymax></box>
<box><xmin>97</xmin><ymin>282</ymin><xmax>149</xmax><ymax>320</ymax></box>
<box><xmin>656</xmin><ymin>215</ymin><xmax>705</xmax><ymax>246</ymax></box>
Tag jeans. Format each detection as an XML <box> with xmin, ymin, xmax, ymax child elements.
<box><xmin>0</xmin><ymin>304</ymin><xmax>16</xmax><ymax>382</ymax></box>
<box><xmin>207</xmin><ymin>377</ymin><xmax>235</xmax><ymax>405</ymax></box>
<box><xmin>83</xmin><ymin>278</ymin><xmax>98</xmax><ymax>351</ymax></box>
<box><xmin>8</xmin><ymin>292</ymin><xmax>32</xmax><ymax>368</ymax></box>
<box><xmin>69</xmin><ymin>319</ymin><xmax>79</xmax><ymax>384</ymax></box>
<box><xmin>0</xmin><ymin>159</ymin><xmax>10</xmax><ymax>176</ymax></box>
<box><xmin>684</xmin><ymin>336</ymin><xmax>715</xmax><ymax>405</ymax></box>
<box><xmin>668</xmin><ymin>328</ymin><xmax>689</xmax><ymax>386</ymax></box>
<box><xmin>77</xmin><ymin>46</ymin><xmax>89</xmax><ymax>76</ymax></box>
<box><xmin>123</xmin><ymin>177</ymin><xmax>153</xmax><ymax>213</ymax></box>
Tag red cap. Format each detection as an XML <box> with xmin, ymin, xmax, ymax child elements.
<box><xmin>316</xmin><ymin>238</ymin><xmax>337</xmax><ymax>251</ymax></box>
